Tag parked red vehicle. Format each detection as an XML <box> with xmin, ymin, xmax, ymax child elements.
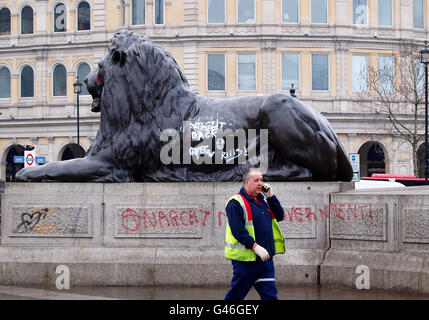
<box><xmin>361</xmin><ymin>174</ymin><xmax>427</xmax><ymax>186</ymax></box>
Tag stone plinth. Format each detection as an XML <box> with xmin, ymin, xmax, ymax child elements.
<box><xmin>4</xmin><ymin>182</ymin><xmax>429</xmax><ymax>294</ymax></box>
<box><xmin>0</xmin><ymin>181</ymin><xmax>350</xmax><ymax>287</ymax></box>
<box><xmin>321</xmin><ymin>186</ymin><xmax>429</xmax><ymax>294</ymax></box>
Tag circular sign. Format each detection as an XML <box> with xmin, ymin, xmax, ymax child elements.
<box><xmin>26</xmin><ymin>154</ymin><xmax>34</xmax><ymax>166</ymax></box>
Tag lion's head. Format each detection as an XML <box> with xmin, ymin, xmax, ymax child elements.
<box><xmin>84</xmin><ymin>30</ymin><xmax>197</xmax><ymax>177</ymax></box>
<box><xmin>85</xmin><ymin>30</ymin><xmax>191</xmax><ymax>117</ymax></box>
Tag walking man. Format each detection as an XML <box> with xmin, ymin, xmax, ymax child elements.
<box><xmin>224</xmin><ymin>168</ymin><xmax>285</xmax><ymax>300</ymax></box>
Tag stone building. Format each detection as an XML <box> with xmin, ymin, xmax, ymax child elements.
<box><xmin>0</xmin><ymin>0</ymin><xmax>427</xmax><ymax>181</ymax></box>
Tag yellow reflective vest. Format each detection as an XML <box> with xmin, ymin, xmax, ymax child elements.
<box><xmin>224</xmin><ymin>193</ymin><xmax>286</xmax><ymax>261</ymax></box>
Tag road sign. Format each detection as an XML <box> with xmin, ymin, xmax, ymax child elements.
<box><xmin>35</xmin><ymin>156</ymin><xmax>46</xmax><ymax>164</ymax></box>
<box><xmin>349</xmin><ymin>153</ymin><xmax>360</xmax><ymax>182</ymax></box>
<box><xmin>25</xmin><ymin>154</ymin><xmax>34</xmax><ymax>166</ymax></box>
<box><xmin>24</xmin><ymin>150</ymin><xmax>36</xmax><ymax>168</ymax></box>
<box><xmin>13</xmin><ymin>156</ymin><xmax>24</xmax><ymax>164</ymax></box>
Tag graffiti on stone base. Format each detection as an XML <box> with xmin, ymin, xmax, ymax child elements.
<box><xmin>15</xmin><ymin>208</ymin><xmax>59</xmax><ymax>234</ymax></box>
<box><xmin>12</xmin><ymin>206</ymin><xmax>90</xmax><ymax>237</ymax></box>
<box><xmin>118</xmin><ymin>202</ymin><xmax>377</xmax><ymax>235</ymax></box>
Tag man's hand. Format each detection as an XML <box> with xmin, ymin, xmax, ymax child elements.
<box><xmin>252</xmin><ymin>243</ymin><xmax>270</xmax><ymax>261</ymax></box>
<box><xmin>261</xmin><ymin>183</ymin><xmax>273</xmax><ymax>198</ymax></box>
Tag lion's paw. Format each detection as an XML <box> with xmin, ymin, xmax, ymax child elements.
<box><xmin>15</xmin><ymin>167</ymin><xmax>41</xmax><ymax>182</ymax></box>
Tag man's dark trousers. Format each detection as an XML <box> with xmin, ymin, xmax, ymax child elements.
<box><xmin>224</xmin><ymin>259</ymin><xmax>278</xmax><ymax>300</ymax></box>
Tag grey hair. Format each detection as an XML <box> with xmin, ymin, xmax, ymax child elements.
<box><xmin>243</xmin><ymin>168</ymin><xmax>262</xmax><ymax>184</ymax></box>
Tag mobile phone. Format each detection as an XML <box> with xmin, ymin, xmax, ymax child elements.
<box><xmin>262</xmin><ymin>185</ymin><xmax>269</xmax><ymax>192</ymax></box>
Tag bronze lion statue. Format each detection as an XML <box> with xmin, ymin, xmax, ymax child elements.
<box><xmin>16</xmin><ymin>30</ymin><xmax>353</xmax><ymax>182</ymax></box>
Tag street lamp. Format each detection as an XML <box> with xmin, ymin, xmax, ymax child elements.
<box><xmin>73</xmin><ymin>77</ymin><xmax>82</xmax><ymax>146</ymax></box>
<box><xmin>290</xmin><ymin>83</ymin><xmax>297</xmax><ymax>99</ymax></box>
<box><xmin>420</xmin><ymin>42</ymin><xmax>429</xmax><ymax>184</ymax></box>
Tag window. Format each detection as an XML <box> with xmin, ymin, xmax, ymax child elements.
<box><xmin>413</xmin><ymin>58</ymin><xmax>425</xmax><ymax>94</ymax></box>
<box><xmin>154</xmin><ymin>0</ymin><xmax>164</xmax><ymax>24</ymax></box>
<box><xmin>0</xmin><ymin>7</ymin><xmax>11</xmax><ymax>35</ymax></box>
<box><xmin>282</xmin><ymin>0</ymin><xmax>298</xmax><ymax>23</ymax></box>
<box><xmin>77</xmin><ymin>63</ymin><xmax>91</xmax><ymax>95</ymax></box>
<box><xmin>121</xmin><ymin>0</ymin><xmax>126</xmax><ymax>26</ymax></box>
<box><xmin>238</xmin><ymin>54</ymin><xmax>256</xmax><ymax>91</ymax></box>
<box><xmin>378</xmin><ymin>0</ymin><xmax>392</xmax><ymax>26</ymax></box>
<box><xmin>53</xmin><ymin>64</ymin><xmax>67</xmax><ymax>96</ymax></box>
<box><xmin>352</xmin><ymin>55</ymin><xmax>368</xmax><ymax>92</ymax></box>
<box><xmin>77</xmin><ymin>1</ymin><xmax>90</xmax><ymax>30</ymax></box>
<box><xmin>54</xmin><ymin>3</ymin><xmax>67</xmax><ymax>32</ymax></box>
<box><xmin>0</xmin><ymin>67</ymin><xmax>10</xmax><ymax>98</ymax></box>
<box><xmin>238</xmin><ymin>0</ymin><xmax>255</xmax><ymax>23</ymax></box>
<box><xmin>379</xmin><ymin>55</ymin><xmax>394</xmax><ymax>93</ymax></box>
<box><xmin>282</xmin><ymin>53</ymin><xmax>299</xmax><ymax>91</ymax></box>
<box><xmin>311</xmin><ymin>54</ymin><xmax>329</xmax><ymax>90</ymax></box>
<box><xmin>311</xmin><ymin>0</ymin><xmax>327</xmax><ymax>23</ymax></box>
<box><xmin>21</xmin><ymin>66</ymin><xmax>34</xmax><ymax>98</ymax></box>
<box><xmin>353</xmin><ymin>0</ymin><xmax>367</xmax><ymax>25</ymax></box>
<box><xmin>413</xmin><ymin>0</ymin><xmax>424</xmax><ymax>29</ymax></box>
<box><xmin>132</xmin><ymin>0</ymin><xmax>145</xmax><ymax>25</ymax></box>
<box><xmin>21</xmin><ymin>6</ymin><xmax>33</xmax><ymax>34</ymax></box>
<box><xmin>207</xmin><ymin>54</ymin><xmax>225</xmax><ymax>91</ymax></box>
<box><xmin>208</xmin><ymin>0</ymin><xmax>225</xmax><ymax>23</ymax></box>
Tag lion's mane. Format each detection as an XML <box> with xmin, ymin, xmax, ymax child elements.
<box><xmin>87</xmin><ymin>30</ymin><xmax>198</xmax><ymax>181</ymax></box>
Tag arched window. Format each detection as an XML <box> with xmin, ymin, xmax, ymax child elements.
<box><xmin>0</xmin><ymin>7</ymin><xmax>11</xmax><ymax>35</ymax></box>
<box><xmin>20</xmin><ymin>65</ymin><xmax>34</xmax><ymax>98</ymax></box>
<box><xmin>53</xmin><ymin>64</ymin><xmax>67</xmax><ymax>96</ymax></box>
<box><xmin>0</xmin><ymin>67</ymin><xmax>11</xmax><ymax>98</ymax></box>
<box><xmin>132</xmin><ymin>0</ymin><xmax>145</xmax><ymax>25</ymax></box>
<box><xmin>77</xmin><ymin>1</ymin><xmax>90</xmax><ymax>30</ymax></box>
<box><xmin>77</xmin><ymin>63</ymin><xmax>91</xmax><ymax>95</ymax></box>
<box><xmin>21</xmin><ymin>6</ymin><xmax>34</xmax><ymax>34</ymax></box>
<box><xmin>6</xmin><ymin>145</ymin><xmax>24</xmax><ymax>182</ymax></box>
<box><xmin>61</xmin><ymin>143</ymin><xmax>86</xmax><ymax>160</ymax></box>
<box><xmin>54</xmin><ymin>3</ymin><xmax>67</xmax><ymax>32</ymax></box>
<box><xmin>358</xmin><ymin>142</ymin><xmax>386</xmax><ymax>177</ymax></box>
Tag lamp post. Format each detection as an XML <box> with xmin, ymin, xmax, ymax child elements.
<box><xmin>420</xmin><ymin>42</ymin><xmax>429</xmax><ymax>184</ymax></box>
<box><xmin>73</xmin><ymin>77</ymin><xmax>82</xmax><ymax>146</ymax></box>
<box><xmin>290</xmin><ymin>83</ymin><xmax>297</xmax><ymax>98</ymax></box>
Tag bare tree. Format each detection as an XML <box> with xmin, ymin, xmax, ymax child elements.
<box><xmin>355</xmin><ymin>41</ymin><xmax>425</xmax><ymax>177</ymax></box>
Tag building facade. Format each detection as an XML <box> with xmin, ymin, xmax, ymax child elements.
<box><xmin>0</xmin><ymin>0</ymin><xmax>428</xmax><ymax>181</ymax></box>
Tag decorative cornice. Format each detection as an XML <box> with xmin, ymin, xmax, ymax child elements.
<box><xmin>335</xmin><ymin>40</ymin><xmax>350</xmax><ymax>53</ymax></box>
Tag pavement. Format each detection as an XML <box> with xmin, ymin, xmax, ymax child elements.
<box><xmin>0</xmin><ymin>285</ymin><xmax>428</xmax><ymax>300</ymax></box>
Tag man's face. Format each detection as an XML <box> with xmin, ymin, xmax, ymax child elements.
<box><xmin>244</xmin><ymin>171</ymin><xmax>263</xmax><ymax>198</ymax></box>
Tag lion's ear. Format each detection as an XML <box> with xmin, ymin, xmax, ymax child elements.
<box><xmin>112</xmin><ymin>49</ymin><xmax>127</xmax><ymax>67</ymax></box>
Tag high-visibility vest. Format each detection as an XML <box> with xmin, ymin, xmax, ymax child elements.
<box><xmin>224</xmin><ymin>193</ymin><xmax>286</xmax><ymax>261</ymax></box>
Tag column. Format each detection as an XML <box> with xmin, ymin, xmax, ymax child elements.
<box><xmin>335</xmin><ymin>41</ymin><xmax>350</xmax><ymax>113</ymax></box>
<box><xmin>92</xmin><ymin>0</ymin><xmax>107</xmax><ymax>41</ymax></box>
<box><xmin>48</xmin><ymin>137</ymin><xmax>55</xmax><ymax>162</ymax></box>
<box><xmin>36</xmin><ymin>0</ymin><xmax>48</xmax><ymax>34</ymax></box>
<box><xmin>261</xmin><ymin>40</ymin><xmax>277</xmax><ymax>94</ymax></box>
<box><xmin>35</xmin><ymin>50</ymin><xmax>47</xmax><ymax>118</ymax></box>
<box><xmin>183</xmin><ymin>42</ymin><xmax>199</xmax><ymax>92</ymax></box>
<box><xmin>183</xmin><ymin>0</ymin><xmax>198</xmax><ymax>25</ymax></box>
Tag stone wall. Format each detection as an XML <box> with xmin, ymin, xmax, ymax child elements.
<box><xmin>1</xmin><ymin>182</ymin><xmax>429</xmax><ymax>295</ymax></box>
<box><xmin>322</xmin><ymin>187</ymin><xmax>429</xmax><ymax>294</ymax></box>
<box><xmin>0</xmin><ymin>181</ymin><xmax>348</xmax><ymax>287</ymax></box>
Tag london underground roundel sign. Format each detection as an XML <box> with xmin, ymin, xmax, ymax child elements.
<box><xmin>26</xmin><ymin>154</ymin><xmax>34</xmax><ymax>166</ymax></box>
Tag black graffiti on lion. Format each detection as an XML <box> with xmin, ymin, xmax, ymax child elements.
<box><xmin>16</xmin><ymin>30</ymin><xmax>353</xmax><ymax>182</ymax></box>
